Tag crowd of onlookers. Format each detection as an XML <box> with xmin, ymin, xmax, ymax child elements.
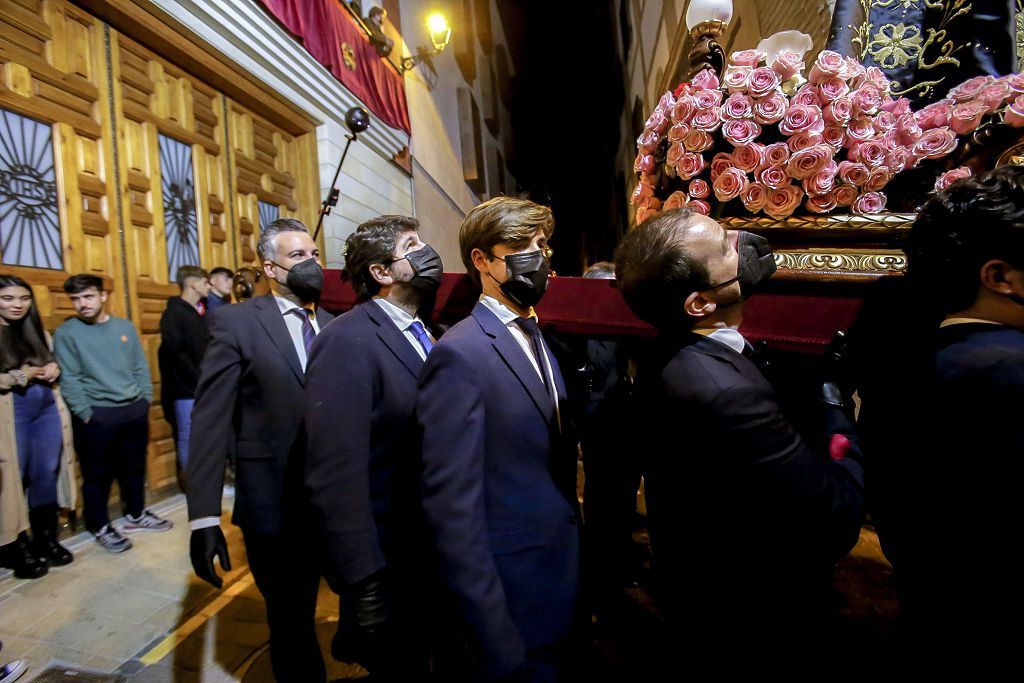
<box><xmin>0</xmin><ymin>165</ymin><xmax>1022</xmax><ymax>681</ymax></box>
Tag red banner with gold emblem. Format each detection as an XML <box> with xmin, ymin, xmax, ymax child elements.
<box><xmin>257</xmin><ymin>0</ymin><xmax>411</xmax><ymax>134</ymax></box>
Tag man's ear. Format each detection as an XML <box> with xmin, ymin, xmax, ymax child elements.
<box><xmin>980</xmin><ymin>259</ymin><xmax>1018</xmax><ymax>295</ymax></box>
<box><xmin>368</xmin><ymin>262</ymin><xmax>393</xmax><ymax>288</ymax></box>
<box><xmin>684</xmin><ymin>291</ymin><xmax>715</xmax><ymax>319</ymax></box>
<box><xmin>470</xmin><ymin>248</ymin><xmax>492</xmax><ymax>276</ymax></box>
<box><xmin>262</xmin><ymin>260</ymin><xmax>277</xmax><ymax>281</ymax></box>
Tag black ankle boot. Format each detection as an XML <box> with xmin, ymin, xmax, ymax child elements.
<box><xmin>3</xmin><ymin>532</ymin><xmax>48</xmax><ymax>579</ymax></box>
<box><xmin>30</xmin><ymin>504</ymin><xmax>73</xmax><ymax>567</ymax></box>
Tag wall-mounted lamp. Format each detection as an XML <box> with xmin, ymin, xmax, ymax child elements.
<box><xmin>685</xmin><ymin>0</ymin><xmax>733</xmax><ymax>80</ymax></box>
<box><xmin>400</xmin><ymin>12</ymin><xmax>452</xmax><ymax>72</ymax></box>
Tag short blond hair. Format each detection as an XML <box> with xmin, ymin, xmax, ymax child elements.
<box><xmin>459</xmin><ymin>197</ymin><xmax>555</xmax><ymax>286</ymax></box>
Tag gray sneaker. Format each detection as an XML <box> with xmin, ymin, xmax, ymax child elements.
<box><xmin>121</xmin><ymin>510</ymin><xmax>173</xmax><ymax>533</ymax></box>
<box><xmin>0</xmin><ymin>658</ymin><xmax>28</xmax><ymax>683</ymax></box>
<box><xmin>94</xmin><ymin>524</ymin><xmax>133</xmax><ymax>553</ymax></box>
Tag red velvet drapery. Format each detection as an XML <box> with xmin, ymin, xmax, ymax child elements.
<box><xmin>258</xmin><ymin>0</ymin><xmax>411</xmax><ymax>134</ymax></box>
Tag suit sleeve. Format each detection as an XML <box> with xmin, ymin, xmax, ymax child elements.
<box><xmin>417</xmin><ymin>343</ymin><xmax>526</xmax><ymax>678</ymax></box>
<box><xmin>304</xmin><ymin>326</ymin><xmax>386</xmax><ymax>589</ymax></box>
<box><xmin>712</xmin><ymin>384</ymin><xmax>865</xmax><ymax>558</ymax></box>
<box><xmin>186</xmin><ymin>310</ymin><xmax>239</xmax><ymax>521</ymax></box>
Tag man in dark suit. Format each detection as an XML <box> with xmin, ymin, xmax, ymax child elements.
<box><xmin>417</xmin><ymin>197</ymin><xmax>581</xmax><ymax>682</ymax></box>
<box><xmin>304</xmin><ymin>214</ymin><xmax>443</xmax><ymax>679</ymax></box>
<box><xmin>892</xmin><ymin>167</ymin><xmax>1024</xmax><ymax>672</ymax></box>
<box><xmin>614</xmin><ymin>209</ymin><xmax>865</xmax><ymax>672</ymax></box>
<box><xmin>186</xmin><ymin>218</ymin><xmax>333</xmax><ymax>682</ymax></box>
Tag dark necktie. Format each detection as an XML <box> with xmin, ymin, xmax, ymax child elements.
<box><xmin>513</xmin><ymin>316</ymin><xmax>557</xmax><ymax>406</ymax></box>
<box><xmin>291</xmin><ymin>307</ymin><xmax>317</xmax><ymax>354</ymax></box>
<box><xmin>409</xmin><ymin>320</ymin><xmax>434</xmax><ymax>356</ymax></box>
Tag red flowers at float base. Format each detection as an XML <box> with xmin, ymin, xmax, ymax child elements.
<box><xmin>632</xmin><ymin>49</ymin><xmax>1024</xmax><ymax>223</ymax></box>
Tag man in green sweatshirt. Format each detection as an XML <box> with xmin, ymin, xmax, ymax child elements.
<box><xmin>54</xmin><ymin>274</ymin><xmax>171</xmax><ymax>553</ymax></box>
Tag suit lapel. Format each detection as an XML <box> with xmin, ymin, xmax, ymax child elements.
<box><xmin>254</xmin><ymin>295</ymin><xmax>305</xmax><ymax>385</ymax></box>
<box><xmin>472</xmin><ymin>302</ymin><xmax>555</xmax><ymax>424</ymax></box>
<box><xmin>363</xmin><ymin>301</ymin><xmax>424</xmax><ymax>379</ymax></box>
<box><xmin>690</xmin><ymin>334</ymin><xmax>770</xmax><ymax>390</ymax></box>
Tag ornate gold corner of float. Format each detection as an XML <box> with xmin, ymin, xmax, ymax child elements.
<box><xmin>772</xmin><ymin>248</ymin><xmax>907</xmax><ymax>282</ymax></box>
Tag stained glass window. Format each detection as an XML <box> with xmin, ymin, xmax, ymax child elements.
<box><xmin>0</xmin><ymin>108</ymin><xmax>63</xmax><ymax>270</ymax></box>
<box><xmin>159</xmin><ymin>134</ymin><xmax>199</xmax><ymax>281</ymax></box>
<box><xmin>258</xmin><ymin>200</ymin><xmax>280</xmax><ymax>232</ymax></box>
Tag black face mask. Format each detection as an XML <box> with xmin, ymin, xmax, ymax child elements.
<box><xmin>704</xmin><ymin>231</ymin><xmax>777</xmax><ymax>302</ymax></box>
<box><xmin>272</xmin><ymin>257</ymin><xmax>323</xmax><ymax>302</ymax></box>
<box><xmin>396</xmin><ymin>244</ymin><xmax>444</xmax><ymax>292</ymax></box>
<box><xmin>490</xmin><ymin>250</ymin><xmax>550</xmax><ymax>308</ymax></box>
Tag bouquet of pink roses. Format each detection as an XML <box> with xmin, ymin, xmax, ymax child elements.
<box><xmin>632</xmin><ymin>47</ymin><xmax>1024</xmax><ymax>223</ymax></box>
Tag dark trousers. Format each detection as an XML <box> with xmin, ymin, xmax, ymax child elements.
<box><xmin>243</xmin><ymin>527</ymin><xmax>326</xmax><ymax>683</ymax></box>
<box><xmin>13</xmin><ymin>383</ymin><xmax>63</xmax><ymax>508</ymax></box>
<box><xmin>72</xmin><ymin>398</ymin><xmax>149</xmax><ymax>532</ymax></box>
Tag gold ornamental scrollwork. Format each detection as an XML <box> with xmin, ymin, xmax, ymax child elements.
<box><xmin>718</xmin><ymin>212</ymin><xmax>915</xmax><ymax>232</ymax></box>
<box><xmin>775</xmin><ymin>252</ymin><xmax>907</xmax><ymax>271</ymax></box>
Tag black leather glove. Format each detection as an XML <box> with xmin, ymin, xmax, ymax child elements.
<box><xmin>332</xmin><ymin>573</ymin><xmax>391</xmax><ymax>672</ymax></box>
<box><xmin>190</xmin><ymin>526</ymin><xmax>231</xmax><ymax>589</ymax></box>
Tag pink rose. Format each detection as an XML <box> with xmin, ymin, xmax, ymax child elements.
<box><xmin>792</xmin><ymin>84</ymin><xmax>821</xmax><ymax>107</ymax></box>
<box><xmin>683</xmin><ymin>128</ymin><xmax>714</xmax><ymax>152</ymax></box>
<box><xmin>722</xmin><ymin>92</ymin><xmax>754</xmax><ymax>120</ymax></box>
<box><xmin>846</xmin><ymin>58</ymin><xmax>867</xmax><ymax>87</ymax></box>
<box><xmin>631</xmin><ymin>180</ymin><xmax>654</xmax><ymax>206</ymax></box>
<box><xmin>915</xmin><ymin>99</ymin><xmax>953</xmax><ymax>130</ymax></box>
<box><xmin>979</xmin><ymin>81</ymin><xmax>1010</xmax><ymax>112</ymax></box>
<box><xmin>723</xmin><ymin>65</ymin><xmax>752</xmax><ymax>93</ymax></box>
<box><xmin>787</xmin><ymin>131</ymin><xmax>823</xmax><ymax>152</ymax></box>
<box><xmin>691</xmin><ymin>107</ymin><xmax>722</xmax><ymax>132</ymax></box>
<box><xmin>809</xmin><ymin>50</ymin><xmax>845</xmax><ymax>83</ymax></box>
<box><xmin>688</xmin><ymin>178</ymin><xmax>710</xmax><ymax>199</ymax></box>
<box><xmin>885</xmin><ymin>146</ymin><xmax>911</xmax><ymax>171</ymax></box>
<box><xmin>637</xmin><ymin>130</ymin><xmax>660</xmax><ymax>154</ymax></box>
<box><xmin>747</xmin><ymin>66</ymin><xmax>781</xmax><ymax>98</ymax></box>
<box><xmin>694</xmin><ymin>88</ymin><xmax>724</xmax><ymax>109</ymax></box>
<box><xmin>713</xmin><ymin>167</ymin><xmax>750</xmax><ymax>202</ymax></box>
<box><xmin>947</xmin><ymin>75</ymin><xmax>994</xmax><ymax>102</ymax></box>
<box><xmin>756</xmin><ymin>164</ymin><xmax>789</xmax><ymax>190</ymax></box>
<box><xmin>806</xmin><ymin>193</ymin><xmax>837</xmax><ymax>214</ymax></box>
<box><xmin>645</xmin><ymin>109</ymin><xmax>669</xmax><ymax>135</ymax></box>
<box><xmin>896</xmin><ymin>113</ymin><xmax>922</xmax><ymax>146</ymax></box>
<box><xmin>865</xmin><ymin>167</ymin><xmax>891</xmax><ymax>192</ymax></box>
<box><xmin>671</xmin><ymin>96</ymin><xmax>697</xmax><ymax>124</ymax></box>
<box><xmin>804</xmin><ymin>164</ymin><xmax>837</xmax><ymax>196</ymax></box>
<box><xmin>766</xmin><ymin>184</ymin><xmax>804</xmax><ymax>218</ymax></box>
<box><xmin>667</xmin><ymin>141</ymin><xmax>686</xmax><ymax>167</ymax></box>
<box><xmin>881</xmin><ymin>97</ymin><xmax>911</xmax><ymax>116</ymax></box>
<box><xmin>823</xmin><ymin>125</ymin><xmax>846</xmax><ymax>150</ymax></box>
<box><xmin>780</xmin><ymin>103</ymin><xmax>824</xmax><ymax>136</ymax></box>
<box><xmin>934</xmin><ymin>166</ymin><xmax>972</xmax><ymax>192</ymax></box>
<box><xmin>691</xmin><ymin>69</ymin><xmax>720</xmax><ymax>91</ymax></box>
<box><xmin>856</xmin><ymin>140</ymin><xmax>887</xmax><ymax>168</ymax></box>
<box><xmin>689</xmin><ymin>199</ymin><xmax>712</xmax><ymax>215</ymax></box>
<box><xmin>676</xmin><ymin>151</ymin><xmax>706</xmax><ymax>180</ymax></box>
<box><xmin>913</xmin><ymin>127</ymin><xmax>958</xmax><ymax>159</ymax></box>
<box><xmin>662</xmin><ymin>190</ymin><xmax>689</xmax><ymax>211</ymax></box>
<box><xmin>818</xmin><ymin>76</ymin><xmax>850</xmax><ymax>103</ymax></box>
<box><xmin>730</xmin><ymin>49</ymin><xmax>766</xmax><ymax>68</ymax></box>
<box><xmin>1005</xmin><ymin>73</ymin><xmax>1024</xmax><ymax>96</ymax></box>
<box><xmin>753</xmin><ymin>92</ymin><xmax>789</xmax><ymax>124</ymax></box>
<box><xmin>764</xmin><ymin>142</ymin><xmax>790</xmax><ymax>166</ymax></box>
<box><xmin>787</xmin><ymin>144</ymin><xmax>834</xmax><ymax>180</ymax></box>
<box><xmin>741</xmin><ymin>182</ymin><xmax>769</xmax><ymax>213</ymax></box>
<box><xmin>722</xmin><ymin>119</ymin><xmax>762</xmax><ymax>146</ymax></box>
<box><xmin>863</xmin><ymin>67</ymin><xmax>889</xmax><ymax>91</ymax></box>
<box><xmin>733</xmin><ymin>143</ymin><xmax>765</xmax><ymax>172</ymax></box>
<box><xmin>845</xmin><ymin>116</ymin><xmax>875</xmax><ymax>145</ymax></box>
<box><xmin>633</xmin><ymin>153</ymin><xmax>655</xmax><ymax>174</ymax></box>
<box><xmin>710</xmin><ymin>153</ymin><xmax>734</xmax><ymax>180</ymax></box>
<box><xmin>838</xmin><ymin>161</ymin><xmax>869</xmax><ymax>186</ymax></box>
<box><xmin>852</xmin><ymin>191</ymin><xmax>886</xmax><ymax>214</ymax></box>
<box><xmin>771</xmin><ymin>50</ymin><xmax>804</xmax><ymax>81</ymax></box>
<box><xmin>873</xmin><ymin>111</ymin><xmax>897</xmax><ymax>133</ymax></box>
<box><xmin>668</xmin><ymin>122</ymin><xmax>690</xmax><ymax>143</ymax></box>
<box><xmin>949</xmin><ymin>100</ymin><xmax>988</xmax><ymax>135</ymax></box>
<box><xmin>832</xmin><ymin>185</ymin><xmax>858</xmax><ymax>207</ymax></box>
<box><xmin>636</xmin><ymin>206</ymin><xmax>659</xmax><ymax>224</ymax></box>
<box><xmin>824</xmin><ymin>96</ymin><xmax>853</xmax><ymax>124</ymax></box>
<box><xmin>851</xmin><ymin>85</ymin><xmax>882</xmax><ymax>116</ymax></box>
<box><xmin>1005</xmin><ymin>94</ymin><xmax>1024</xmax><ymax>126</ymax></box>
<box><xmin>656</xmin><ymin>91</ymin><xmax>676</xmax><ymax>114</ymax></box>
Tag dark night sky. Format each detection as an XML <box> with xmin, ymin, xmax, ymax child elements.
<box><xmin>495</xmin><ymin>0</ymin><xmax>626</xmax><ymax>275</ymax></box>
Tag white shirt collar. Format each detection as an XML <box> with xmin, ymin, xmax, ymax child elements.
<box><xmin>693</xmin><ymin>326</ymin><xmax>747</xmax><ymax>354</ymax></box>
<box><xmin>479</xmin><ymin>294</ymin><xmax>537</xmax><ymax>325</ymax></box>
<box><xmin>273</xmin><ymin>294</ymin><xmax>313</xmax><ymax>317</ymax></box>
<box><xmin>939</xmin><ymin>317</ymin><xmax>1004</xmax><ymax>328</ymax></box>
<box><xmin>373</xmin><ymin>297</ymin><xmax>424</xmax><ymax>331</ymax></box>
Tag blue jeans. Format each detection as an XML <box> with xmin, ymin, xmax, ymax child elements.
<box><xmin>13</xmin><ymin>382</ymin><xmax>63</xmax><ymax>508</ymax></box>
<box><xmin>174</xmin><ymin>398</ymin><xmax>194</xmax><ymax>472</ymax></box>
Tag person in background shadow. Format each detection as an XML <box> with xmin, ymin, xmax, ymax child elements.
<box><xmin>305</xmin><ymin>215</ymin><xmax>444</xmax><ymax>680</ymax></box>
<box><xmin>206</xmin><ymin>267</ymin><xmax>234</xmax><ymax>312</ymax></box>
